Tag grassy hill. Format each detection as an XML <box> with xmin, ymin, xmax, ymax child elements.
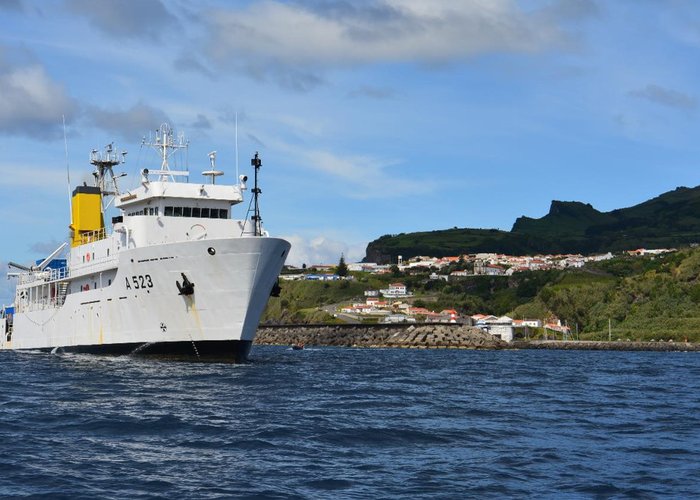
<box><xmin>264</xmin><ymin>248</ymin><xmax>700</xmax><ymax>342</ymax></box>
<box><xmin>365</xmin><ymin>186</ymin><xmax>700</xmax><ymax>262</ymax></box>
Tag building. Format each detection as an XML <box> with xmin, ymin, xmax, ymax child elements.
<box><xmin>513</xmin><ymin>319</ymin><xmax>541</xmax><ymax>328</ymax></box>
<box><xmin>484</xmin><ymin>315</ymin><xmax>514</xmax><ymax>342</ymax></box>
<box><xmin>380</xmin><ymin>283</ymin><xmax>412</xmax><ymax>298</ymax></box>
<box><xmin>382</xmin><ymin>314</ymin><xmax>416</xmax><ymax>324</ymax></box>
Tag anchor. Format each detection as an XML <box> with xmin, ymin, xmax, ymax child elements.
<box><xmin>176</xmin><ymin>273</ymin><xmax>195</xmax><ymax>296</ymax></box>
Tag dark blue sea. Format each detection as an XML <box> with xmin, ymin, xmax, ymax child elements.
<box><xmin>1</xmin><ymin>347</ymin><xmax>699</xmax><ymax>499</ymax></box>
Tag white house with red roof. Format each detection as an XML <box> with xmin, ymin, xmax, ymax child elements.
<box><xmin>380</xmin><ymin>283</ymin><xmax>412</xmax><ymax>297</ymax></box>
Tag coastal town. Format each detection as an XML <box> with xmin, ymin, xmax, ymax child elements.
<box><xmin>279</xmin><ymin>248</ymin><xmax>677</xmax><ymax>343</ymax></box>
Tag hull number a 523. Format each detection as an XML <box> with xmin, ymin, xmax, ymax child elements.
<box><xmin>126</xmin><ymin>275</ymin><xmax>153</xmax><ymax>290</ymax></box>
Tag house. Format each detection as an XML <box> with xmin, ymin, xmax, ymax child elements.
<box><xmin>484</xmin><ymin>264</ymin><xmax>505</xmax><ymax>276</ymax></box>
<box><xmin>408</xmin><ymin>307</ymin><xmax>434</xmax><ymax>316</ymax></box>
<box><xmin>382</xmin><ymin>314</ymin><xmax>416</xmax><ymax>324</ymax></box>
<box><xmin>380</xmin><ymin>283</ymin><xmax>412</xmax><ymax>298</ymax></box>
<box><xmin>305</xmin><ymin>274</ymin><xmax>340</xmax><ymax>281</ymax></box>
<box><xmin>513</xmin><ymin>319</ymin><xmax>541</xmax><ymax>328</ymax></box>
<box><xmin>348</xmin><ymin>262</ymin><xmax>378</xmax><ymax>272</ymax></box>
<box><xmin>483</xmin><ymin>315</ymin><xmax>514</xmax><ymax>342</ymax></box>
<box><xmin>279</xmin><ymin>273</ymin><xmax>304</xmax><ymax>281</ymax></box>
<box><xmin>366</xmin><ymin>297</ymin><xmax>389</xmax><ymax>308</ymax></box>
<box><xmin>544</xmin><ymin>319</ymin><xmax>571</xmax><ymax>335</ymax></box>
<box><xmin>471</xmin><ymin>313</ymin><xmax>498</xmax><ymax>324</ymax></box>
<box><xmin>450</xmin><ymin>270</ymin><xmax>470</xmax><ymax>277</ymax></box>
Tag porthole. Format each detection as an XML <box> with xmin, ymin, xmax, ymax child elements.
<box><xmin>208</xmin><ymin>247</ymin><xmax>216</xmax><ymax>256</ymax></box>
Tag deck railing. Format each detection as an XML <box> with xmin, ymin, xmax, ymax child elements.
<box><xmin>75</xmin><ymin>227</ymin><xmax>107</xmax><ymax>246</ymax></box>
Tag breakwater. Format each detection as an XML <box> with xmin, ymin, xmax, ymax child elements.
<box><xmin>256</xmin><ymin>324</ymin><xmax>507</xmax><ymax>349</ymax></box>
<box><xmin>512</xmin><ymin>340</ymin><xmax>700</xmax><ymax>352</ymax></box>
<box><xmin>256</xmin><ymin>324</ymin><xmax>700</xmax><ymax>351</ymax></box>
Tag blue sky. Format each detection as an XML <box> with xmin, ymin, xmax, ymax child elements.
<box><xmin>1</xmin><ymin>0</ymin><xmax>700</xmax><ymax>303</ymax></box>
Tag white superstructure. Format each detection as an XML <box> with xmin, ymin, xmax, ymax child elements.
<box><xmin>0</xmin><ymin>124</ymin><xmax>290</xmax><ymax>360</ymax></box>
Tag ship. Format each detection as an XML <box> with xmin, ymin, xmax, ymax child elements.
<box><xmin>0</xmin><ymin>124</ymin><xmax>290</xmax><ymax>361</ymax></box>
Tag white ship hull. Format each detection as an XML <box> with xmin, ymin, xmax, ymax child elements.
<box><xmin>1</xmin><ymin>237</ymin><xmax>290</xmax><ymax>360</ymax></box>
<box><xmin>2</xmin><ymin>126</ymin><xmax>290</xmax><ymax>361</ymax></box>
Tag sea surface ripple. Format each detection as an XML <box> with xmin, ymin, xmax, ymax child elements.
<box><xmin>1</xmin><ymin>347</ymin><xmax>699</xmax><ymax>498</ymax></box>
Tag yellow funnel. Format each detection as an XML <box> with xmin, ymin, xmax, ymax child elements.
<box><xmin>70</xmin><ymin>185</ymin><xmax>104</xmax><ymax>247</ymax></box>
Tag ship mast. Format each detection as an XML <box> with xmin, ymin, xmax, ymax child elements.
<box><xmin>90</xmin><ymin>142</ymin><xmax>127</xmax><ymax>213</ymax></box>
<box><xmin>141</xmin><ymin>123</ymin><xmax>189</xmax><ymax>182</ymax></box>
<box><xmin>250</xmin><ymin>152</ymin><xmax>262</xmax><ymax>236</ymax></box>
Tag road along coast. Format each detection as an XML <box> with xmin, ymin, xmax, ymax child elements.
<box><xmin>256</xmin><ymin>324</ymin><xmax>700</xmax><ymax>351</ymax></box>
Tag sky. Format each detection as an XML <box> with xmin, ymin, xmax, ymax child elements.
<box><xmin>1</xmin><ymin>0</ymin><xmax>700</xmax><ymax>303</ymax></box>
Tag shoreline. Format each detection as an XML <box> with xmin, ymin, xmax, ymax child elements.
<box><xmin>256</xmin><ymin>324</ymin><xmax>700</xmax><ymax>352</ymax></box>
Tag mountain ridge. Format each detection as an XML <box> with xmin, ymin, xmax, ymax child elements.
<box><xmin>365</xmin><ymin>185</ymin><xmax>700</xmax><ymax>263</ymax></box>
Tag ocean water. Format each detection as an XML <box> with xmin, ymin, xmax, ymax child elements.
<box><xmin>0</xmin><ymin>347</ymin><xmax>699</xmax><ymax>499</ymax></box>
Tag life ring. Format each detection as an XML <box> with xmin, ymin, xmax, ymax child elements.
<box><xmin>86</xmin><ymin>253</ymin><xmax>90</xmax><ymax>262</ymax></box>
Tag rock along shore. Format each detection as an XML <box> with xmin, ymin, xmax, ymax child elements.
<box><xmin>256</xmin><ymin>324</ymin><xmax>507</xmax><ymax>349</ymax></box>
<box><xmin>256</xmin><ymin>324</ymin><xmax>700</xmax><ymax>352</ymax></box>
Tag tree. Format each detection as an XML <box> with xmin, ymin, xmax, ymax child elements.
<box><xmin>336</xmin><ymin>254</ymin><xmax>348</xmax><ymax>277</ymax></box>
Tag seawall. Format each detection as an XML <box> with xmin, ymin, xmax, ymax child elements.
<box><xmin>511</xmin><ymin>340</ymin><xmax>700</xmax><ymax>352</ymax></box>
<box><xmin>256</xmin><ymin>324</ymin><xmax>507</xmax><ymax>349</ymax></box>
<box><xmin>256</xmin><ymin>324</ymin><xmax>700</xmax><ymax>351</ymax></box>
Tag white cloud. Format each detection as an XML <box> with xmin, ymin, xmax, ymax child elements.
<box><xmin>201</xmin><ymin>0</ymin><xmax>564</xmax><ymax>73</ymax></box>
<box><xmin>281</xmin><ymin>235</ymin><xmax>366</xmax><ymax>267</ymax></box>
<box><xmin>85</xmin><ymin>102</ymin><xmax>172</xmax><ymax>141</ymax></box>
<box><xmin>0</xmin><ymin>59</ymin><xmax>78</xmax><ymax>138</ymax></box>
<box><xmin>271</xmin><ymin>139</ymin><xmax>432</xmax><ymax>198</ymax></box>
<box><xmin>66</xmin><ymin>0</ymin><xmax>178</xmax><ymax>40</ymax></box>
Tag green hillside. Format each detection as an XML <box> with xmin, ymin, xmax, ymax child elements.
<box><xmin>365</xmin><ymin>186</ymin><xmax>700</xmax><ymax>263</ymax></box>
<box><xmin>265</xmin><ymin>249</ymin><xmax>700</xmax><ymax>342</ymax></box>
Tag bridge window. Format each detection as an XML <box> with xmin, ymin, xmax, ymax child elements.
<box><xmin>161</xmin><ymin>206</ymin><xmax>228</xmax><ymax>219</ymax></box>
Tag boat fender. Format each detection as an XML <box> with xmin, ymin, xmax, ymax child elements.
<box><xmin>176</xmin><ymin>273</ymin><xmax>195</xmax><ymax>296</ymax></box>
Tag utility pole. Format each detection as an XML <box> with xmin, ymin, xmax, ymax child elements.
<box><xmin>608</xmin><ymin>318</ymin><xmax>612</xmax><ymax>342</ymax></box>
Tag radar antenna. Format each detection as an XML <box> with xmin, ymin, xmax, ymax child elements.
<box><xmin>141</xmin><ymin>123</ymin><xmax>190</xmax><ymax>182</ymax></box>
<box><xmin>90</xmin><ymin>142</ymin><xmax>127</xmax><ymax>213</ymax></box>
<box><xmin>202</xmin><ymin>151</ymin><xmax>224</xmax><ymax>184</ymax></box>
